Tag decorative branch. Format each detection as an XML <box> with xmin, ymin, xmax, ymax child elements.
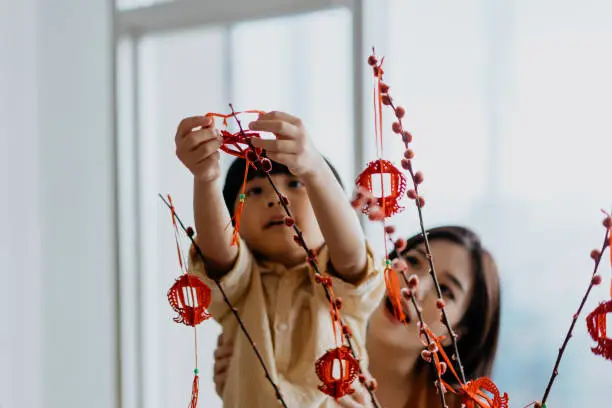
<box><xmin>228</xmin><ymin>104</ymin><xmax>382</xmax><ymax>408</ymax></box>
<box><xmin>158</xmin><ymin>194</ymin><xmax>289</xmax><ymax>408</ymax></box>
<box><xmin>367</xmin><ymin>49</ymin><xmax>467</xmax><ymax>384</ymax></box>
<box><xmin>538</xmin><ymin>212</ymin><xmax>612</xmax><ymax>406</ymax></box>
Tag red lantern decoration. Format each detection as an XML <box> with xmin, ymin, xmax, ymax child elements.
<box><xmin>355</xmin><ymin>159</ymin><xmax>407</xmax><ymax>218</ymax></box>
<box><xmin>586</xmin><ymin>300</ymin><xmax>612</xmax><ymax>360</ymax></box>
<box><xmin>461</xmin><ymin>377</ymin><xmax>509</xmax><ymax>408</ymax></box>
<box><xmin>315</xmin><ymin>346</ymin><xmax>360</xmax><ymax>399</ymax></box>
<box><xmin>167</xmin><ymin>274</ymin><xmax>212</xmax><ymax>326</ymax></box>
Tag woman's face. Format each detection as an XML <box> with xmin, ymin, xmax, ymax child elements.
<box><xmin>368</xmin><ymin>239</ymin><xmax>475</xmax><ymax>351</ymax></box>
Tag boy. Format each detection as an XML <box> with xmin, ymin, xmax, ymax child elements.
<box><xmin>175</xmin><ymin>111</ymin><xmax>384</xmax><ymax>407</ymax></box>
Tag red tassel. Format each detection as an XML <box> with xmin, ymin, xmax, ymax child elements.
<box><xmin>231</xmin><ymin>162</ymin><xmax>250</xmax><ymax>246</ymax></box>
<box><xmin>384</xmin><ymin>265</ymin><xmax>406</xmax><ymax>323</ymax></box>
<box><xmin>188</xmin><ymin>374</ymin><xmax>199</xmax><ymax>408</ymax></box>
<box><xmin>586</xmin><ymin>300</ymin><xmax>612</xmax><ymax>360</ymax></box>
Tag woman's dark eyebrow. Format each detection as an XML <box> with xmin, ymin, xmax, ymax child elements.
<box><xmin>444</xmin><ymin>272</ymin><xmax>465</xmax><ymax>293</ymax></box>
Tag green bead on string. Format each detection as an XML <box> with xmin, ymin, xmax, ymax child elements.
<box><xmin>239</xmin><ymin>193</ymin><xmax>246</xmax><ymax>203</ymax></box>
<box><xmin>194</xmin><ymin>368</ymin><xmax>199</xmax><ymax>375</ymax></box>
<box><xmin>385</xmin><ymin>259</ymin><xmax>391</xmax><ymax>267</ymax></box>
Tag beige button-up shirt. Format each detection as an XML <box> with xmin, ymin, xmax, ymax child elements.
<box><xmin>189</xmin><ymin>239</ymin><xmax>385</xmax><ymax>407</ymax></box>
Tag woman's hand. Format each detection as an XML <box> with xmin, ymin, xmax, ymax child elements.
<box><xmin>213</xmin><ymin>333</ymin><xmax>234</xmax><ymax>397</ymax></box>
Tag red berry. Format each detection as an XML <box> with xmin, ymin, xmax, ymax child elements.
<box><xmin>335</xmin><ymin>298</ymin><xmax>343</xmax><ymax>310</ymax></box>
<box><xmin>404</xmin><ymin>149</ymin><xmax>415</xmax><ymax>159</ymax></box>
<box><xmin>402</xmin><ymin>130</ymin><xmax>413</xmax><ymax>144</ymax></box>
<box><xmin>186</xmin><ymin>226</ymin><xmax>194</xmax><ymax>237</ymax></box>
<box><xmin>401</xmin><ymin>158</ymin><xmax>412</xmax><ymax>170</ymax></box>
<box><xmin>416</xmin><ymin>196</ymin><xmax>425</xmax><ymax>208</ymax></box>
<box><xmin>414</xmin><ymin>171</ymin><xmax>424</xmax><ymax>184</ymax></box>
<box><xmin>379</xmin><ymin>82</ymin><xmax>390</xmax><ymax>93</ymax></box>
<box><xmin>284</xmin><ymin>217</ymin><xmax>295</xmax><ymax>227</ymax></box>
<box><xmin>604</xmin><ymin>216</ymin><xmax>612</xmax><ymax>229</ymax></box>
<box><xmin>392</xmin><ymin>122</ymin><xmax>402</xmax><ymax>134</ymax></box>
<box><xmin>367</xmin><ymin>55</ymin><xmax>377</xmax><ymax>66</ymax></box>
<box><xmin>382</xmin><ymin>94</ymin><xmax>392</xmax><ymax>105</ymax></box>
<box><xmin>359</xmin><ymin>374</ymin><xmax>367</xmax><ymax>383</ymax></box>
<box><xmin>384</xmin><ymin>225</ymin><xmax>396</xmax><ymax>234</ymax></box>
<box><xmin>436</xmin><ymin>299</ymin><xmax>445</xmax><ymax>309</ymax></box>
<box><xmin>591</xmin><ymin>249</ymin><xmax>601</xmax><ymax>260</ymax></box>
<box><xmin>407</xmin><ymin>189</ymin><xmax>417</xmax><ymax>199</ymax></box>
<box><xmin>261</xmin><ymin>158</ymin><xmax>272</xmax><ymax>172</ymax></box>
<box><xmin>394</xmin><ymin>238</ymin><xmax>407</xmax><ymax>252</ymax></box>
<box><xmin>395</xmin><ymin>106</ymin><xmax>406</xmax><ymax>119</ymax></box>
<box><xmin>592</xmin><ymin>275</ymin><xmax>602</xmax><ymax>285</ymax></box>
<box><xmin>246</xmin><ymin>150</ymin><xmax>258</xmax><ymax>162</ymax></box>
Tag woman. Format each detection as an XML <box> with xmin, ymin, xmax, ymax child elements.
<box><xmin>213</xmin><ymin>226</ymin><xmax>501</xmax><ymax>408</ymax></box>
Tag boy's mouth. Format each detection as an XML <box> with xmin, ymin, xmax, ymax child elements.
<box><xmin>263</xmin><ymin>216</ymin><xmax>286</xmax><ymax>229</ymax></box>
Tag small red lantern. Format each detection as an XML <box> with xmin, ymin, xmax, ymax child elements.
<box><xmin>315</xmin><ymin>346</ymin><xmax>360</xmax><ymax>399</ymax></box>
<box><xmin>586</xmin><ymin>300</ymin><xmax>612</xmax><ymax>360</ymax></box>
<box><xmin>461</xmin><ymin>377</ymin><xmax>509</xmax><ymax>408</ymax></box>
<box><xmin>355</xmin><ymin>159</ymin><xmax>407</xmax><ymax>218</ymax></box>
<box><xmin>167</xmin><ymin>274</ymin><xmax>212</xmax><ymax>326</ymax></box>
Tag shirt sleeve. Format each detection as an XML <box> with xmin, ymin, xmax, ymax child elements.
<box><xmin>188</xmin><ymin>237</ymin><xmax>254</xmax><ymax>322</ymax></box>
<box><xmin>315</xmin><ymin>241</ymin><xmax>385</xmax><ymax>320</ymax></box>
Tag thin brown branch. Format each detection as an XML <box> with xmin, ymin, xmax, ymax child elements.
<box><xmin>540</xmin><ymin>225</ymin><xmax>610</xmax><ymax>405</ymax></box>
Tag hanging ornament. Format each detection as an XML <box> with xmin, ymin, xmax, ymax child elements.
<box><xmin>355</xmin><ymin>159</ymin><xmax>407</xmax><ymax>218</ymax></box>
<box><xmin>167</xmin><ymin>274</ymin><xmax>212</xmax><ymax>326</ymax></box>
<box><xmin>315</xmin><ymin>346</ymin><xmax>360</xmax><ymax>399</ymax></box>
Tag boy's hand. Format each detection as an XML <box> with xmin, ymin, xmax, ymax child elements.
<box><xmin>175</xmin><ymin>116</ymin><xmax>223</xmax><ymax>182</ymax></box>
<box><xmin>248</xmin><ymin>111</ymin><xmax>324</xmax><ymax>179</ymax></box>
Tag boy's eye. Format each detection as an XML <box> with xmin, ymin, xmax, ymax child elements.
<box><xmin>246</xmin><ymin>186</ymin><xmax>263</xmax><ymax>197</ymax></box>
<box><xmin>288</xmin><ymin>179</ymin><xmax>304</xmax><ymax>188</ymax></box>
<box><xmin>440</xmin><ymin>284</ymin><xmax>455</xmax><ymax>301</ymax></box>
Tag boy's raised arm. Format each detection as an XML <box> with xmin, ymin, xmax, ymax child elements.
<box><xmin>175</xmin><ymin>116</ymin><xmax>237</xmax><ymax>278</ymax></box>
<box><xmin>249</xmin><ymin>111</ymin><xmax>367</xmax><ymax>283</ymax></box>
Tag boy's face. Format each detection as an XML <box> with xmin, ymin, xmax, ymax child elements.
<box><xmin>235</xmin><ymin>173</ymin><xmax>324</xmax><ymax>265</ymax></box>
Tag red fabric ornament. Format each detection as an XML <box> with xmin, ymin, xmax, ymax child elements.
<box><xmin>461</xmin><ymin>377</ymin><xmax>509</xmax><ymax>408</ymax></box>
<box><xmin>218</xmin><ymin>129</ymin><xmax>262</xmax><ymax>159</ymax></box>
<box><xmin>586</xmin><ymin>300</ymin><xmax>612</xmax><ymax>360</ymax></box>
<box><xmin>167</xmin><ymin>274</ymin><xmax>212</xmax><ymax>326</ymax></box>
<box><xmin>315</xmin><ymin>346</ymin><xmax>360</xmax><ymax>399</ymax></box>
<box><xmin>355</xmin><ymin>160</ymin><xmax>407</xmax><ymax>218</ymax></box>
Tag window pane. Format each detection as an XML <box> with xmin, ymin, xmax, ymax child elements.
<box><xmin>137</xmin><ymin>27</ymin><xmax>227</xmax><ymax>408</ymax></box>
<box><xmin>387</xmin><ymin>0</ymin><xmax>488</xmax><ymax>237</ymax></box>
<box><xmin>231</xmin><ymin>8</ymin><xmax>353</xmax><ymax>187</ymax></box>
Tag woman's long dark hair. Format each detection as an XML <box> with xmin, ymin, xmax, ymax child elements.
<box><xmin>390</xmin><ymin>226</ymin><xmax>501</xmax><ymax>408</ymax></box>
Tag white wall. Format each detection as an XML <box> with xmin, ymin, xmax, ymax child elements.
<box><xmin>1</xmin><ymin>0</ymin><xmax>119</xmax><ymax>407</ymax></box>
<box><xmin>0</xmin><ymin>0</ymin><xmax>42</xmax><ymax>407</ymax></box>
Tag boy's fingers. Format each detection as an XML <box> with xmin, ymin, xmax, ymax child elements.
<box><xmin>194</xmin><ymin>150</ymin><xmax>220</xmax><ymax>166</ymax></box>
<box><xmin>250</xmin><ymin>138</ymin><xmax>299</xmax><ymax>153</ymax></box>
<box><xmin>265</xmin><ymin>152</ymin><xmax>293</xmax><ymax>166</ymax></box>
<box><xmin>257</xmin><ymin>111</ymin><xmax>303</xmax><ymax>127</ymax></box>
<box><xmin>248</xmin><ymin>119</ymin><xmax>299</xmax><ymax>139</ymax></box>
<box><xmin>180</xmin><ymin>130</ymin><xmax>221</xmax><ymax>153</ymax></box>
<box><xmin>213</xmin><ymin>343</ymin><xmax>234</xmax><ymax>360</ymax></box>
<box><xmin>176</xmin><ymin>116</ymin><xmax>213</xmax><ymax>140</ymax></box>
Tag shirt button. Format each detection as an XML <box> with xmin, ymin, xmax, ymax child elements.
<box><xmin>277</xmin><ymin>322</ymin><xmax>288</xmax><ymax>331</ymax></box>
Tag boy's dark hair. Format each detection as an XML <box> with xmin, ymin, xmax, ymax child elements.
<box><xmin>223</xmin><ymin>156</ymin><xmax>344</xmax><ymax>217</ymax></box>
